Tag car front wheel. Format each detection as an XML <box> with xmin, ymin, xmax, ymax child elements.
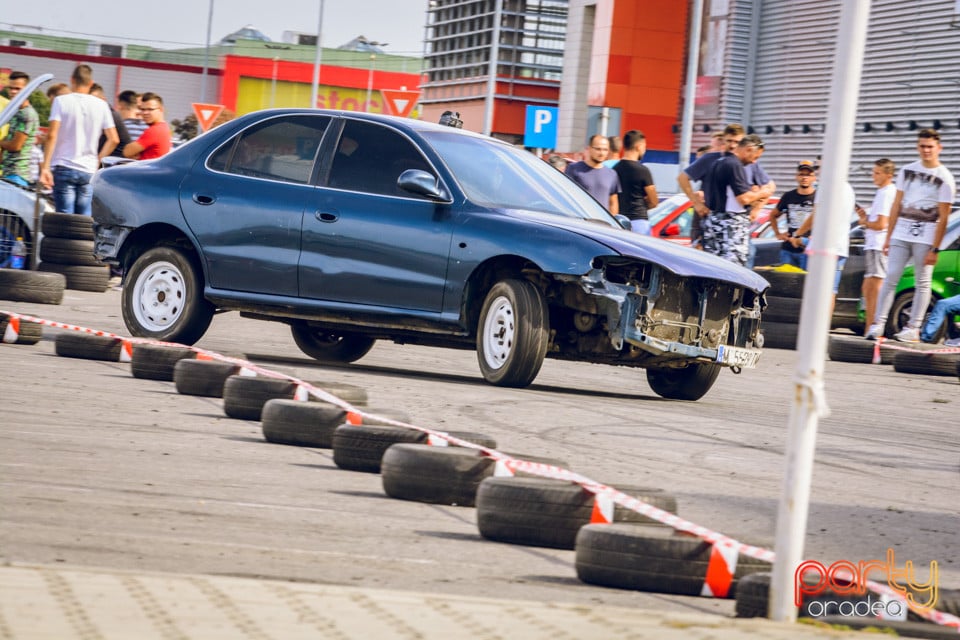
<box><xmin>476</xmin><ymin>279</ymin><xmax>549</xmax><ymax>387</ymax></box>
<box><xmin>646</xmin><ymin>363</ymin><xmax>722</xmax><ymax>401</ymax></box>
<box><xmin>122</xmin><ymin>246</ymin><xmax>213</xmax><ymax>345</ymax></box>
<box><xmin>290</xmin><ymin>323</ymin><xmax>376</xmax><ymax>363</ymax></box>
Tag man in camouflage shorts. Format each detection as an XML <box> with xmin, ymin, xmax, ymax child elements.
<box><xmin>701</xmin><ymin>134</ymin><xmax>766</xmax><ymax>265</ymax></box>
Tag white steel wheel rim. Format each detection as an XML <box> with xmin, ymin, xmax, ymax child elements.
<box><xmin>132</xmin><ymin>260</ymin><xmax>186</xmax><ymax>332</ymax></box>
<box><xmin>481</xmin><ymin>295</ymin><xmax>515</xmax><ymax>370</ymax></box>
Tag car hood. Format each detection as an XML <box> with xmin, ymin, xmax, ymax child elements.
<box><xmin>523</xmin><ymin>211</ymin><xmax>770</xmax><ymax>293</ymax></box>
<box><xmin>0</xmin><ymin>73</ymin><xmax>52</xmax><ymax>128</ymax></box>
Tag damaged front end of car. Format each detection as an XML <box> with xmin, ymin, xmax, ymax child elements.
<box><xmin>550</xmin><ymin>256</ymin><xmax>765</xmax><ymax>371</ymax></box>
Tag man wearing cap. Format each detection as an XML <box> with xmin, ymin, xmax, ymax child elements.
<box><xmin>768</xmin><ymin>160</ymin><xmax>818</xmax><ymax>269</ymax></box>
<box><xmin>701</xmin><ymin>134</ymin><xmax>766</xmax><ymax>265</ymax></box>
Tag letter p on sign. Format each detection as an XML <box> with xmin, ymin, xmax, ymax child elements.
<box><xmin>524</xmin><ymin>106</ymin><xmax>558</xmax><ymax>149</ymax></box>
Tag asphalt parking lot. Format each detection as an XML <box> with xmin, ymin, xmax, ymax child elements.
<box><xmin>1</xmin><ymin>288</ymin><xmax>957</xmax><ymax>637</ymax></box>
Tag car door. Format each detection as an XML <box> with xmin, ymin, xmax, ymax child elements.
<box><xmin>298</xmin><ymin>118</ymin><xmax>453</xmax><ymax>312</ymax></box>
<box><xmin>179</xmin><ymin>114</ymin><xmax>331</xmax><ymax>296</ymax></box>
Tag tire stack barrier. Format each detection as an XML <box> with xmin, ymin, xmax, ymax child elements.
<box><xmin>0</xmin><ymin>269</ymin><xmax>65</xmax><ymax>305</ymax></box>
<box><xmin>0</xmin><ymin>312</ymin><xmax>43</xmax><ymax>344</ymax></box>
<box><xmin>754</xmin><ymin>268</ymin><xmax>804</xmax><ymax>350</ymax></box>
<box><xmin>893</xmin><ymin>347</ymin><xmax>960</xmax><ymax>377</ymax></box>
<box><xmin>37</xmin><ymin>213</ymin><xmax>110</xmax><ymax>293</ymax></box>
<box><xmin>5</xmin><ymin>308</ymin><xmax>960</xmax><ymax>633</ymax></box>
<box><xmin>222</xmin><ymin>375</ymin><xmax>369</xmax><ymax>421</ymax></box>
<box><xmin>261</xmin><ymin>402</ymin><xmax>411</xmax><ymax>449</ymax></box>
<box><xmin>827</xmin><ymin>334</ymin><xmax>897</xmax><ymax>365</ymax></box>
<box><xmin>332</xmin><ymin>424</ymin><xmax>496</xmax><ymax>473</ymax></box>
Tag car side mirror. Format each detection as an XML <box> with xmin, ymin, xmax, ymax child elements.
<box><xmin>398</xmin><ymin>169</ymin><xmax>448</xmax><ymax>201</ymax></box>
<box><xmin>663</xmin><ymin>223</ymin><xmax>681</xmax><ymax>237</ymax></box>
<box><xmin>614</xmin><ymin>214</ymin><xmax>632</xmax><ymax>230</ymax></box>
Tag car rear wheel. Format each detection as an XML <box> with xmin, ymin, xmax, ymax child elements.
<box><xmin>887</xmin><ymin>290</ymin><xmax>946</xmax><ymax>340</ymax></box>
<box><xmin>476</xmin><ymin>279</ymin><xmax>549</xmax><ymax>387</ymax></box>
<box><xmin>290</xmin><ymin>323</ymin><xmax>376</xmax><ymax>363</ymax></box>
<box><xmin>122</xmin><ymin>246</ymin><xmax>213</xmax><ymax>345</ymax></box>
<box><xmin>646</xmin><ymin>363</ymin><xmax>722</xmax><ymax>401</ymax></box>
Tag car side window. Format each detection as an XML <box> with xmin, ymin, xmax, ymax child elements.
<box><xmin>208</xmin><ymin>115</ymin><xmax>330</xmax><ymax>185</ymax></box>
<box><xmin>327</xmin><ymin>119</ymin><xmax>434</xmax><ymax>197</ymax></box>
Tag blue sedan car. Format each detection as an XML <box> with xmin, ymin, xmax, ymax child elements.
<box><xmin>92</xmin><ymin>110</ymin><xmax>768</xmax><ymax>400</ymax></box>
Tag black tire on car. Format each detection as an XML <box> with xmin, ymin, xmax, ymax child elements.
<box><xmin>38</xmin><ymin>263</ymin><xmax>110</xmax><ymax>293</ymax></box>
<box><xmin>122</xmin><ymin>246</ymin><xmax>214</xmax><ymax>345</ymax></box>
<box><xmin>55</xmin><ymin>332</ymin><xmax>123</xmax><ymax>361</ymax></box>
<box><xmin>476</xmin><ymin>477</ymin><xmax>678</xmax><ymax>550</ymax></box>
<box><xmin>893</xmin><ymin>349</ymin><xmax>960</xmax><ymax>377</ymax></box>
<box><xmin>887</xmin><ymin>290</ymin><xmax>939</xmax><ymax>340</ymax></box>
<box><xmin>762</xmin><ymin>295</ymin><xmax>802</xmax><ymax>323</ymax></box>
<box><xmin>289</xmin><ymin>322</ymin><xmax>376</xmax><ymax>363</ymax></box>
<box><xmin>760</xmin><ymin>321</ymin><xmax>798</xmax><ymax>350</ymax></box>
<box><xmin>574</xmin><ymin>523</ymin><xmax>771</xmax><ymax>597</ymax></box>
<box><xmin>222</xmin><ymin>375</ymin><xmax>369</xmax><ymax>421</ymax></box>
<box><xmin>753</xmin><ymin>268</ymin><xmax>805</xmax><ymax>298</ymax></box>
<box><xmin>131</xmin><ymin>343</ymin><xmax>197</xmax><ymax>381</ymax></box>
<box><xmin>38</xmin><ymin>237</ymin><xmax>102</xmax><ymax>267</ymax></box>
<box><xmin>41</xmin><ymin>212</ymin><xmax>96</xmax><ymax>241</ymax></box>
<box><xmin>173</xmin><ymin>359</ymin><xmax>241</xmax><ymax>397</ymax></box>
<box><xmin>0</xmin><ymin>269</ymin><xmax>65</xmax><ymax>305</ymax></box>
<box><xmin>0</xmin><ymin>313</ymin><xmax>43</xmax><ymax>345</ymax></box>
<box><xmin>332</xmin><ymin>424</ymin><xmax>497</xmax><ymax>473</ymax></box>
<box><xmin>380</xmin><ymin>443</ymin><xmax>566</xmax><ymax>507</ymax></box>
<box><xmin>827</xmin><ymin>334</ymin><xmax>896</xmax><ymax>365</ymax></box>
<box><xmin>646</xmin><ymin>363</ymin><xmax>721</xmax><ymax>401</ymax></box>
<box><xmin>476</xmin><ymin>278</ymin><xmax>549</xmax><ymax>387</ymax></box>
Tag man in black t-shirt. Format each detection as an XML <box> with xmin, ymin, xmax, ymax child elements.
<box><xmin>613</xmin><ymin>130</ymin><xmax>658</xmax><ymax>234</ymax></box>
<box><xmin>768</xmin><ymin>160</ymin><xmax>817</xmax><ymax>269</ymax></box>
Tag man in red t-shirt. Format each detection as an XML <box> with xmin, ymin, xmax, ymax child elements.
<box><xmin>123</xmin><ymin>92</ymin><xmax>171</xmax><ymax>160</ymax></box>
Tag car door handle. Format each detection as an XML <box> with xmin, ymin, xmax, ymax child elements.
<box><xmin>315</xmin><ymin>211</ymin><xmax>339</xmax><ymax>223</ymax></box>
<box><xmin>193</xmin><ymin>193</ymin><xmax>216</xmax><ymax>205</ymax></box>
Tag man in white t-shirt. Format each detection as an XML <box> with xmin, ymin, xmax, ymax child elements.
<box><xmin>855</xmin><ymin>158</ymin><xmax>896</xmax><ymax>337</ymax></box>
<box><xmin>866</xmin><ymin>129</ymin><xmax>956</xmax><ymax>342</ymax></box>
<box><xmin>39</xmin><ymin>64</ymin><xmax>118</xmax><ymax>215</ymax></box>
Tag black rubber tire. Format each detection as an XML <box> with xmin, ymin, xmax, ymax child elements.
<box><xmin>41</xmin><ymin>212</ymin><xmax>95</xmax><ymax>241</ymax></box>
<box><xmin>753</xmin><ymin>268</ymin><xmax>805</xmax><ymax>298</ymax></box>
<box><xmin>0</xmin><ymin>314</ymin><xmax>43</xmax><ymax>345</ymax></box>
<box><xmin>38</xmin><ymin>262</ymin><xmax>109</xmax><ymax>292</ymax></box>
<box><xmin>290</xmin><ymin>322</ymin><xmax>376</xmax><ymax>363</ymax></box>
<box><xmin>55</xmin><ymin>332</ymin><xmax>123</xmax><ymax>361</ymax></box>
<box><xmin>122</xmin><ymin>246</ymin><xmax>214</xmax><ymax>345</ymax></box>
<box><xmin>222</xmin><ymin>375</ymin><xmax>369</xmax><ymax>421</ymax></box>
<box><xmin>476</xmin><ymin>477</ymin><xmax>678</xmax><ymax>550</ymax></box>
<box><xmin>0</xmin><ymin>269</ymin><xmax>65</xmax><ymax>305</ymax></box>
<box><xmin>380</xmin><ymin>444</ymin><xmax>566</xmax><ymax>507</ymax></box>
<box><xmin>893</xmin><ymin>349</ymin><xmax>960</xmax><ymax>377</ymax></box>
<box><xmin>38</xmin><ymin>237</ymin><xmax>102</xmax><ymax>267</ymax></box>
<box><xmin>827</xmin><ymin>334</ymin><xmax>896</xmax><ymax>365</ymax></box>
<box><xmin>476</xmin><ymin>279</ymin><xmax>549</xmax><ymax>387</ymax></box>
<box><xmin>646</xmin><ymin>363</ymin><xmax>721</xmax><ymax>401</ymax></box>
<box><xmin>130</xmin><ymin>343</ymin><xmax>196</xmax><ymax>381</ymax></box>
<box><xmin>332</xmin><ymin>424</ymin><xmax>497</xmax><ymax>473</ymax></box>
<box><xmin>574</xmin><ymin>523</ymin><xmax>771</xmax><ymax>597</ymax></box>
<box><xmin>261</xmin><ymin>401</ymin><xmax>412</xmax><ymax>448</ymax></box>
<box><xmin>735</xmin><ymin>572</ymin><xmax>872</xmax><ymax>619</ymax></box>
<box><xmin>173</xmin><ymin>359</ymin><xmax>241</xmax><ymax>397</ymax></box>
<box><xmin>760</xmin><ymin>321</ymin><xmax>798</xmax><ymax>350</ymax></box>
<box><xmin>763</xmin><ymin>295</ymin><xmax>802</xmax><ymax>323</ymax></box>
<box><xmin>886</xmin><ymin>290</ymin><xmax>937</xmax><ymax>340</ymax></box>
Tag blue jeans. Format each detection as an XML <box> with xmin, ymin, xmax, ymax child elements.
<box><xmin>52</xmin><ymin>166</ymin><xmax>94</xmax><ymax>215</ymax></box>
<box><xmin>779</xmin><ymin>249</ymin><xmax>807</xmax><ymax>270</ymax></box>
<box><xmin>920</xmin><ymin>294</ymin><xmax>960</xmax><ymax>342</ymax></box>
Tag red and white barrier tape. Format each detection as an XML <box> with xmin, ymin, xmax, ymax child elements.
<box><xmin>2</xmin><ymin>309</ymin><xmax>957</xmax><ymax>629</ymax></box>
<box><xmin>871</xmin><ymin>335</ymin><xmax>960</xmax><ymax>364</ymax></box>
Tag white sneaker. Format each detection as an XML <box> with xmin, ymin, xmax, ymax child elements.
<box><xmin>864</xmin><ymin>324</ymin><xmax>882</xmax><ymax>340</ymax></box>
<box><xmin>944</xmin><ymin>337</ymin><xmax>960</xmax><ymax>347</ymax></box>
<box><xmin>893</xmin><ymin>327</ymin><xmax>920</xmax><ymax>343</ymax></box>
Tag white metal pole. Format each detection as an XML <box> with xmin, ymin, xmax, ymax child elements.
<box><xmin>768</xmin><ymin>0</ymin><xmax>872</xmax><ymax>623</ymax></box>
<box><xmin>310</xmin><ymin>0</ymin><xmax>325</xmax><ymax>109</ymax></box>
<box><xmin>482</xmin><ymin>0</ymin><xmax>504</xmax><ymax>136</ymax></box>
<box><xmin>200</xmin><ymin>0</ymin><xmax>214</xmax><ymax>103</ymax></box>
<box><xmin>679</xmin><ymin>0</ymin><xmax>704</xmax><ymax>166</ymax></box>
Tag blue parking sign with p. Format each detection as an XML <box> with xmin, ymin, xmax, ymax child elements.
<box><xmin>524</xmin><ymin>106</ymin><xmax>558</xmax><ymax>149</ymax></box>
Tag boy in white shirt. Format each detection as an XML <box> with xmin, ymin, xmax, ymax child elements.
<box><xmin>855</xmin><ymin>159</ymin><xmax>896</xmax><ymax>337</ymax></box>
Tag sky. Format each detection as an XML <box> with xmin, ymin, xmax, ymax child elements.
<box><xmin>4</xmin><ymin>1</ymin><xmax>428</xmax><ymax>57</ymax></box>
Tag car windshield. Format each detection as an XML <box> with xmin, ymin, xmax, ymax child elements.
<box><xmin>647</xmin><ymin>196</ymin><xmax>690</xmax><ymax>227</ymax></box>
<box><xmin>422</xmin><ymin>131</ymin><xmax>617</xmax><ymax>225</ymax></box>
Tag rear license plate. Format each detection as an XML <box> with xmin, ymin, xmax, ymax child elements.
<box><xmin>716</xmin><ymin>345</ymin><xmax>761</xmax><ymax>368</ymax></box>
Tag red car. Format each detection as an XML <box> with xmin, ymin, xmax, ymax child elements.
<box><xmin>648</xmin><ymin>194</ymin><xmax>779</xmax><ymax>245</ymax></box>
